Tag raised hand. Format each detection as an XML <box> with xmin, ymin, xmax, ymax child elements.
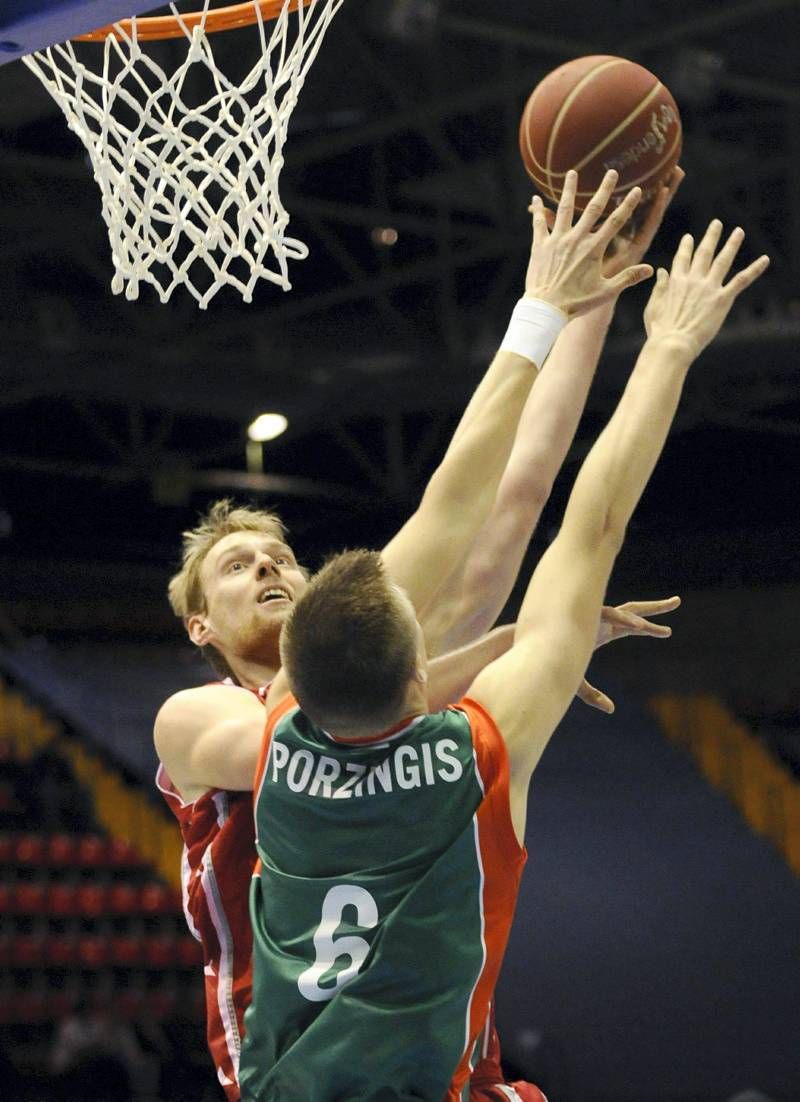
<box><xmin>577</xmin><ymin>595</ymin><xmax>681</xmax><ymax>714</ymax></box>
<box><xmin>525</xmin><ymin>169</ymin><xmax>654</xmax><ymax>318</ymax></box>
<box><xmin>603</xmin><ymin>166</ymin><xmax>685</xmax><ymax>278</ymax></box>
<box><xmin>644</xmin><ymin>220</ymin><xmax>770</xmax><ymax>358</ymax></box>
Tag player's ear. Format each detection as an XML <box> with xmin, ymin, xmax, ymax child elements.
<box><xmin>186</xmin><ymin>613</ymin><xmax>213</xmax><ymax>646</ymax></box>
<box><xmin>413</xmin><ymin>664</ymin><xmax>428</xmax><ymax>685</ymax></box>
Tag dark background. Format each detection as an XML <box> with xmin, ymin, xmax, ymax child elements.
<box><xmin>0</xmin><ymin>2</ymin><xmax>799</xmax><ymax>1100</ymax></box>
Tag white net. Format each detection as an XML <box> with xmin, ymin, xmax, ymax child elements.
<box><xmin>23</xmin><ymin>0</ymin><xmax>343</xmax><ymax>308</ymax></box>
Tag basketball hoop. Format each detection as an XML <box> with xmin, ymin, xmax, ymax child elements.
<box><xmin>22</xmin><ymin>0</ymin><xmax>344</xmax><ymax>307</ymax></box>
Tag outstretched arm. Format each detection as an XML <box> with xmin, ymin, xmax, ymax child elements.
<box><xmin>381</xmin><ymin>170</ymin><xmax>651</xmax><ymax>620</ymax></box>
<box><xmin>425</xmin><ymin>171</ymin><xmax>684</xmax><ymax>655</ymax></box>
<box><xmin>468</xmin><ymin>220</ymin><xmax>768</xmax><ymax>840</ymax></box>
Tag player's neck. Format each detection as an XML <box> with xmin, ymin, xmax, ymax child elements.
<box><xmin>323</xmin><ymin>681</ymin><xmax>429</xmax><ymax>744</ymax></box>
<box><xmin>226</xmin><ymin>653</ymin><xmax>281</xmax><ymax>692</ymax></box>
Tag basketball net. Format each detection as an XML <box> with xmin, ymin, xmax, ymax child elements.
<box><xmin>23</xmin><ymin>1</ymin><xmax>343</xmax><ymax>308</ymax></box>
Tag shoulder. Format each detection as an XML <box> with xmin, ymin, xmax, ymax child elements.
<box><xmin>154</xmin><ymin>684</ymin><xmax>263</xmax><ymax>762</ymax></box>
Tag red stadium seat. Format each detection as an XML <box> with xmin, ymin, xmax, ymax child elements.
<box><xmin>0</xmin><ymin>932</ymin><xmax>11</xmax><ymax>967</ymax></box>
<box><xmin>14</xmin><ymin>990</ymin><xmax>48</xmax><ymax>1023</ymax></box>
<box><xmin>107</xmin><ymin>838</ymin><xmax>141</xmax><ymax>869</ymax></box>
<box><xmin>13</xmin><ymin>881</ymin><xmax>47</xmax><ymax>915</ymax></box>
<box><xmin>47</xmin><ymin>834</ymin><xmax>78</xmax><ymax>867</ymax></box>
<box><xmin>75</xmin><ymin>884</ymin><xmax>108</xmax><ymax>919</ymax></box>
<box><xmin>176</xmin><ymin>936</ymin><xmax>204</xmax><ymax>968</ymax></box>
<box><xmin>13</xmin><ymin>934</ymin><xmax>47</xmax><ymax>967</ymax></box>
<box><xmin>76</xmin><ymin>835</ymin><xmax>108</xmax><ymax>868</ymax></box>
<box><xmin>0</xmin><ymin>882</ymin><xmax>12</xmax><ymax>913</ymax></box>
<box><xmin>76</xmin><ymin>934</ymin><xmax>109</xmax><ymax>968</ymax></box>
<box><xmin>139</xmin><ymin>882</ymin><xmax>179</xmax><ymax>916</ymax></box>
<box><xmin>0</xmin><ymin>833</ymin><xmax>14</xmax><ymax>864</ymax></box>
<box><xmin>117</xmin><ymin>988</ymin><xmax>145</xmax><ymax>1019</ymax></box>
<box><xmin>110</xmin><ymin>934</ymin><xmax>143</xmax><ymax>967</ymax></box>
<box><xmin>108</xmin><ymin>883</ymin><xmax>139</xmax><ymax>916</ymax></box>
<box><xmin>48</xmin><ymin>989</ymin><xmax>77</xmax><ymax>1019</ymax></box>
<box><xmin>47</xmin><ymin>882</ymin><xmax>79</xmax><ymax>918</ymax></box>
<box><xmin>144</xmin><ymin>935</ymin><xmax>176</xmax><ymax>969</ymax></box>
<box><xmin>146</xmin><ymin>987</ymin><xmax>177</xmax><ymax>1021</ymax></box>
<box><xmin>46</xmin><ymin>935</ymin><xmax>77</xmax><ymax>967</ymax></box>
<box><xmin>13</xmin><ymin>834</ymin><xmax>46</xmax><ymax>867</ymax></box>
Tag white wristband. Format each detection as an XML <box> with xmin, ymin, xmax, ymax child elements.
<box><xmin>500</xmin><ymin>297</ymin><xmax>568</xmax><ymax>369</ymax></box>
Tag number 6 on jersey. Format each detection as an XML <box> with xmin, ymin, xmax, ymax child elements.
<box><xmin>297</xmin><ymin>884</ymin><xmax>379</xmax><ymax>1003</ymax></box>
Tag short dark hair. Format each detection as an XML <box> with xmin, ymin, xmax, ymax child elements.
<box><xmin>280</xmin><ymin>549</ymin><xmax>417</xmax><ymax>729</ymax></box>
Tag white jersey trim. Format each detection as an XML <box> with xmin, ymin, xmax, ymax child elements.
<box><xmin>201</xmin><ymin>843</ymin><xmax>242</xmax><ymax>1080</ymax></box>
<box><xmin>463</xmin><ymin>747</ymin><xmax>488</xmax><ymax>1073</ymax></box>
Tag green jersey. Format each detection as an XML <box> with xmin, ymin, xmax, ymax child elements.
<box><xmin>239</xmin><ymin>694</ymin><xmax>526</xmax><ymax>1102</ymax></box>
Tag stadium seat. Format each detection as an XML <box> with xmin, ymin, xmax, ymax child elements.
<box><xmin>47</xmin><ymin>882</ymin><xmax>79</xmax><ymax>918</ymax></box>
<box><xmin>13</xmin><ymin>834</ymin><xmax>46</xmax><ymax>866</ymax></box>
<box><xmin>75</xmin><ymin>883</ymin><xmax>108</xmax><ymax>919</ymax></box>
<box><xmin>176</xmin><ymin>936</ymin><xmax>204</xmax><ymax>968</ymax></box>
<box><xmin>47</xmin><ymin>833</ymin><xmax>78</xmax><ymax>867</ymax></box>
<box><xmin>146</xmin><ymin>987</ymin><xmax>177</xmax><ymax>1021</ymax></box>
<box><xmin>144</xmin><ymin>934</ymin><xmax>176</xmax><ymax>969</ymax></box>
<box><xmin>107</xmin><ymin>837</ymin><xmax>141</xmax><ymax>869</ymax></box>
<box><xmin>0</xmin><ymin>833</ymin><xmax>13</xmax><ymax>864</ymax></box>
<box><xmin>139</xmin><ymin>882</ymin><xmax>180</xmax><ymax>916</ymax></box>
<box><xmin>46</xmin><ymin>935</ymin><xmax>78</xmax><ymax>967</ymax></box>
<box><xmin>76</xmin><ymin>934</ymin><xmax>110</xmax><ymax>968</ymax></box>
<box><xmin>108</xmin><ymin>882</ymin><xmax>139</xmax><ymax>916</ymax></box>
<box><xmin>76</xmin><ymin>834</ymin><xmax>109</xmax><ymax>868</ymax></box>
<box><xmin>13</xmin><ymin>881</ymin><xmax>47</xmax><ymax>915</ymax></box>
<box><xmin>13</xmin><ymin>934</ymin><xmax>47</xmax><ymax>967</ymax></box>
<box><xmin>110</xmin><ymin>934</ymin><xmax>143</xmax><ymax>967</ymax></box>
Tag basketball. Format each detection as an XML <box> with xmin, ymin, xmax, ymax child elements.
<box><xmin>519</xmin><ymin>55</ymin><xmax>682</xmax><ymax>211</ymax></box>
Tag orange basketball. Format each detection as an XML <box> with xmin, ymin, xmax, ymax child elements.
<box><xmin>519</xmin><ymin>55</ymin><xmax>682</xmax><ymax>210</ymax></box>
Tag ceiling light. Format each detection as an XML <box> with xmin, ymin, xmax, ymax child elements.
<box><xmin>248</xmin><ymin>413</ymin><xmax>288</xmax><ymax>442</ymax></box>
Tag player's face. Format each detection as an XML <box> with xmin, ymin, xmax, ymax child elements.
<box><xmin>199</xmin><ymin>531</ymin><xmax>308</xmax><ymax>659</ymax></box>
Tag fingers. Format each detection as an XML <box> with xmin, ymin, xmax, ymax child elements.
<box><xmin>605</xmin><ymin>262</ymin><xmax>653</xmax><ymax>297</ymax></box>
<box><xmin>577</xmin><ymin>678</ymin><xmax>615</xmax><ymax>714</ymax></box>
<box><xmin>618</xmin><ymin>596</ymin><xmax>681</xmax><ymax>616</ymax></box>
<box><xmin>691</xmin><ymin>218</ymin><xmax>724</xmax><ymax>275</ymax></box>
<box><xmin>530</xmin><ymin>195</ymin><xmax>549</xmax><ymax>251</ymax></box>
<box><xmin>553</xmin><ymin>170</ymin><xmax>578</xmax><ymax>233</ymax></box>
<box><xmin>726</xmin><ymin>253</ymin><xmax>770</xmax><ymax>297</ymax></box>
<box><xmin>708</xmin><ymin>225</ymin><xmax>745</xmax><ymax>282</ymax></box>
<box><xmin>671</xmin><ymin>232</ymin><xmax>694</xmax><ymax>276</ymax></box>
<box><xmin>575</xmin><ymin>169</ymin><xmax>618</xmax><ymax>232</ymax></box>
<box><xmin>666</xmin><ymin>164</ymin><xmax>685</xmax><ymax>199</ymax></box>
<box><xmin>594</xmin><ymin>186</ymin><xmax>643</xmax><ymax>249</ymax></box>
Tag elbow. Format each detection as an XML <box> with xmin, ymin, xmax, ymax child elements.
<box><xmin>601</xmin><ymin>511</ymin><xmax>628</xmax><ymax>554</ymax></box>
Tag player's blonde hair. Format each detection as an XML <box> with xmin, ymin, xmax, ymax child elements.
<box><xmin>168</xmin><ymin>499</ymin><xmax>288</xmax><ymax>678</ymax></box>
<box><xmin>280</xmin><ymin>549</ymin><xmax>417</xmax><ymax>730</ymax></box>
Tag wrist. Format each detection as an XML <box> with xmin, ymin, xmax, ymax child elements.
<box><xmin>644</xmin><ymin>331</ymin><xmax>699</xmax><ymax>363</ymax></box>
<box><xmin>501</xmin><ymin>298</ymin><xmax>568</xmax><ymax>369</ymax></box>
